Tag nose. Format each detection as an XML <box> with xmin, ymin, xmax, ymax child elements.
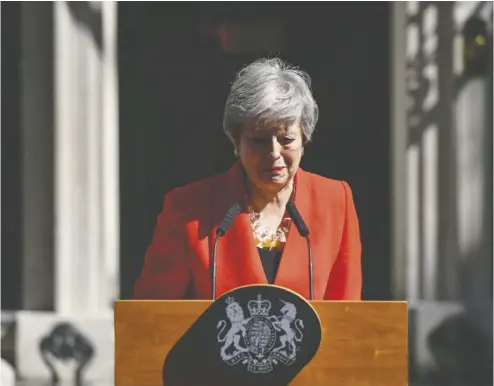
<box><xmin>267</xmin><ymin>137</ymin><xmax>282</xmax><ymax>159</ymax></box>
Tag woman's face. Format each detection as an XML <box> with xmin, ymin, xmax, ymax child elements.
<box><xmin>237</xmin><ymin>123</ymin><xmax>304</xmax><ymax>192</ymax></box>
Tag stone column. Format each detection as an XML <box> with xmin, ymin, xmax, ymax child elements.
<box><xmin>54</xmin><ymin>1</ymin><xmax>119</xmax><ymax>316</ymax></box>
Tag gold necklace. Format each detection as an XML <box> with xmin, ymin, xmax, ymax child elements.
<box><xmin>246</xmin><ymin>180</ymin><xmax>296</xmax><ymax>251</ymax></box>
<box><xmin>248</xmin><ymin>207</ymin><xmax>291</xmax><ymax>250</ymax></box>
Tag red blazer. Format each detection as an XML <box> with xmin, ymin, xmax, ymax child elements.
<box><xmin>134</xmin><ymin>163</ymin><xmax>362</xmax><ymax>300</ymax></box>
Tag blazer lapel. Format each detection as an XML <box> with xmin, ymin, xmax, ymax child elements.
<box><xmin>209</xmin><ymin>164</ymin><xmax>314</xmax><ymax>298</ymax></box>
<box><xmin>211</xmin><ymin>163</ymin><xmax>267</xmax><ymax>297</ymax></box>
<box><xmin>274</xmin><ymin>169</ymin><xmax>312</xmax><ymax>299</ymax></box>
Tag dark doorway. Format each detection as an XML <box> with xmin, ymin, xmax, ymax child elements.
<box><xmin>2</xmin><ymin>2</ymin><xmax>23</xmax><ymax>310</ymax></box>
<box><xmin>118</xmin><ymin>2</ymin><xmax>391</xmax><ymax>300</ymax></box>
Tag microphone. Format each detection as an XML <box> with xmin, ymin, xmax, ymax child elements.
<box><xmin>212</xmin><ymin>203</ymin><xmax>241</xmax><ymax>299</ymax></box>
<box><xmin>286</xmin><ymin>201</ymin><xmax>314</xmax><ymax>300</ymax></box>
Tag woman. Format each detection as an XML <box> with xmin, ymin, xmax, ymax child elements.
<box><xmin>134</xmin><ymin>58</ymin><xmax>361</xmax><ymax>301</ymax></box>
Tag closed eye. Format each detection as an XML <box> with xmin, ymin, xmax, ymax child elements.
<box><xmin>248</xmin><ymin>136</ymin><xmax>295</xmax><ymax>146</ymax></box>
<box><xmin>249</xmin><ymin>137</ymin><xmax>268</xmax><ymax>145</ymax></box>
<box><xmin>279</xmin><ymin>137</ymin><xmax>295</xmax><ymax>145</ymax></box>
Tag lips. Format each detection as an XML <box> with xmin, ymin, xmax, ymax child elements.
<box><xmin>266</xmin><ymin>166</ymin><xmax>285</xmax><ymax>171</ymax></box>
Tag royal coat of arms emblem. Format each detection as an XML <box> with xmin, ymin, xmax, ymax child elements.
<box><xmin>216</xmin><ymin>294</ymin><xmax>304</xmax><ymax>373</ymax></box>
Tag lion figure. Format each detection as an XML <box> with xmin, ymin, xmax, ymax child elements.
<box><xmin>216</xmin><ymin>300</ymin><xmax>250</xmax><ymax>360</ymax></box>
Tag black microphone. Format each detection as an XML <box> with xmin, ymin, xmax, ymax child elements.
<box><xmin>212</xmin><ymin>203</ymin><xmax>241</xmax><ymax>299</ymax></box>
<box><xmin>286</xmin><ymin>201</ymin><xmax>314</xmax><ymax>300</ymax></box>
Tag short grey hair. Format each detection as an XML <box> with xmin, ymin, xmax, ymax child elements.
<box><xmin>223</xmin><ymin>58</ymin><xmax>319</xmax><ymax>145</ymax></box>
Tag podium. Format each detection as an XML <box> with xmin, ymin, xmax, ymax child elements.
<box><xmin>115</xmin><ymin>285</ymin><xmax>407</xmax><ymax>385</ymax></box>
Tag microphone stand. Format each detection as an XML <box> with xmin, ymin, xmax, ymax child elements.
<box><xmin>306</xmin><ymin>234</ymin><xmax>314</xmax><ymax>300</ymax></box>
<box><xmin>211</xmin><ymin>229</ymin><xmax>224</xmax><ymax>301</ymax></box>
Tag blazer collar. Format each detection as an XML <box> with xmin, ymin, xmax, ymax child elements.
<box><xmin>211</xmin><ymin>162</ymin><xmax>313</xmax><ymax>299</ymax></box>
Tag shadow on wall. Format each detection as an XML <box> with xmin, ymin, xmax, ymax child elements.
<box><xmin>424</xmin><ymin>312</ymin><xmax>493</xmax><ymax>386</ymax></box>
<box><xmin>66</xmin><ymin>1</ymin><xmax>103</xmax><ymax>52</ymax></box>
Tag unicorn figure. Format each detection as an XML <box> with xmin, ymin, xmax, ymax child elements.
<box><xmin>271</xmin><ymin>300</ymin><xmax>304</xmax><ymax>358</ymax></box>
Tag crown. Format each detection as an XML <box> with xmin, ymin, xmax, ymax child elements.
<box><xmin>248</xmin><ymin>294</ymin><xmax>271</xmax><ymax>316</ymax></box>
<box><xmin>225</xmin><ymin>296</ymin><xmax>235</xmax><ymax>305</ymax></box>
